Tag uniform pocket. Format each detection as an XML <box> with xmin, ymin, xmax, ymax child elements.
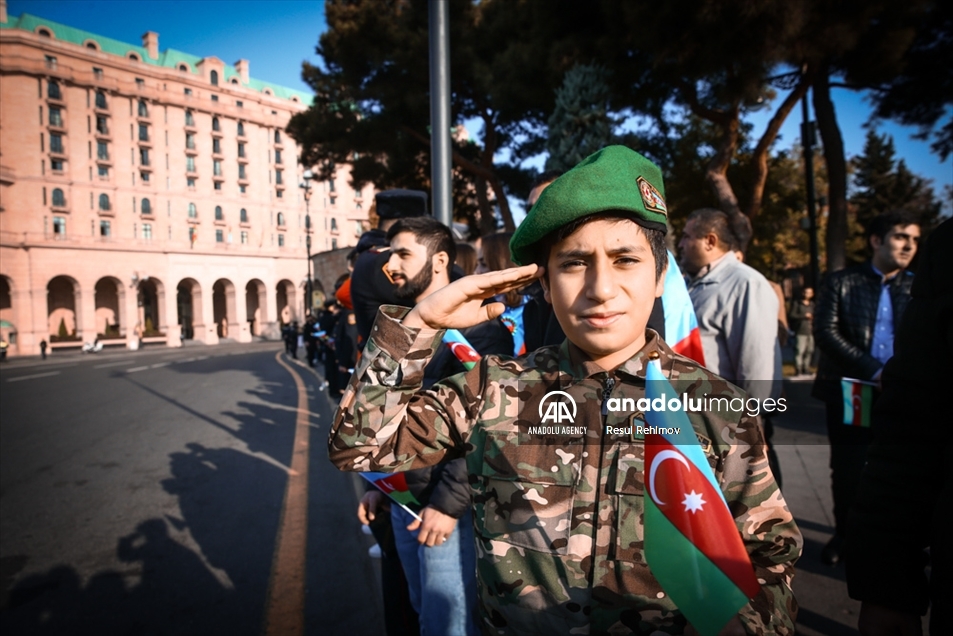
<box><xmin>476</xmin><ymin>433</ymin><xmax>577</xmax><ymax>555</ymax></box>
<box><xmin>610</xmin><ymin>454</ymin><xmax>645</xmax><ymax>562</ymax></box>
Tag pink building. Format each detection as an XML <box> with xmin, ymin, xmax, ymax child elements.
<box><xmin>0</xmin><ymin>4</ymin><xmax>373</xmax><ymax>356</ymax></box>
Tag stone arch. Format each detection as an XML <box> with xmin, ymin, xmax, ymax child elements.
<box><xmin>94</xmin><ymin>276</ymin><xmax>125</xmax><ymax>339</ymax></box>
<box><xmin>245</xmin><ymin>279</ymin><xmax>267</xmax><ymax>337</ymax></box>
<box><xmin>137</xmin><ymin>277</ymin><xmax>165</xmax><ymax>336</ymax></box>
<box><xmin>276</xmin><ymin>279</ymin><xmax>296</xmax><ymax>324</ymax></box>
<box><xmin>47</xmin><ymin>275</ymin><xmax>81</xmax><ymax>341</ymax></box>
<box><xmin>213</xmin><ymin>278</ymin><xmax>237</xmax><ymax>339</ymax></box>
<box><xmin>176</xmin><ymin>278</ymin><xmax>202</xmax><ymax>341</ymax></box>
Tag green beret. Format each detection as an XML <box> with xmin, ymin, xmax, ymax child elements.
<box><xmin>509</xmin><ymin>145</ymin><xmax>668</xmax><ymax>266</ymax></box>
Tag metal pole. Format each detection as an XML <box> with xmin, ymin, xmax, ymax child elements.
<box><xmin>801</xmin><ymin>92</ymin><xmax>820</xmax><ymax>288</ymax></box>
<box><xmin>429</xmin><ymin>0</ymin><xmax>452</xmax><ymax>226</ymax></box>
<box><xmin>305</xmin><ymin>195</ymin><xmax>312</xmax><ymax>316</ymax></box>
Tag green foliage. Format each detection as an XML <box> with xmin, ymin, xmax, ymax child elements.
<box><xmin>545</xmin><ymin>64</ymin><xmax>616</xmax><ymax>172</ymax></box>
<box><xmin>848</xmin><ymin>130</ymin><xmax>943</xmax><ymax>262</ymax></box>
<box><xmin>57</xmin><ymin>317</ymin><xmax>67</xmax><ymax>340</ymax></box>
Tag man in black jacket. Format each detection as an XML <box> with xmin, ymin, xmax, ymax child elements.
<box><xmin>846</xmin><ymin>218</ymin><xmax>951</xmax><ymax>636</ymax></box>
<box><xmin>812</xmin><ymin>210</ymin><xmax>921</xmax><ymax>565</ymax></box>
<box><xmin>357</xmin><ymin>216</ymin><xmax>492</xmax><ymax>636</ymax></box>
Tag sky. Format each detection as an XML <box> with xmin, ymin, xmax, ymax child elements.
<box><xmin>10</xmin><ymin>0</ymin><xmax>950</xmax><ymax>218</ymax></box>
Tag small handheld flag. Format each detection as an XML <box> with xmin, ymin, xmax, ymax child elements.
<box><xmin>360</xmin><ymin>472</ymin><xmax>423</xmax><ymax>521</ymax></box>
<box><xmin>643</xmin><ymin>359</ymin><xmax>759</xmax><ymax>635</ymax></box>
<box><xmin>442</xmin><ymin>329</ymin><xmax>481</xmax><ymax>371</ymax></box>
<box><xmin>841</xmin><ymin>377</ymin><xmax>875</xmax><ymax>427</ymax></box>
<box><xmin>662</xmin><ymin>251</ymin><xmax>705</xmax><ymax>365</ymax></box>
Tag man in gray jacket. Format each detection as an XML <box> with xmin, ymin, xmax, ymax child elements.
<box><xmin>679</xmin><ymin>207</ymin><xmax>784</xmax><ymax>482</ymax></box>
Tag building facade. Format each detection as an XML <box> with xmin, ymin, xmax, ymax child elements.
<box><xmin>0</xmin><ymin>5</ymin><xmax>372</xmax><ymax>356</ymax></box>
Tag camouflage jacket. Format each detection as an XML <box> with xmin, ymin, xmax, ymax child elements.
<box><xmin>329</xmin><ymin>306</ymin><xmax>802</xmax><ymax>635</ymax></box>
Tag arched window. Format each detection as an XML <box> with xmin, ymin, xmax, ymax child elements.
<box><xmin>274</xmin><ymin>130</ymin><xmax>281</xmax><ymax>144</ymax></box>
<box><xmin>141</xmin><ymin>198</ymin><xmax>151</xmax><ymax>215</ymax></box>
<box><xmin>188</xmin><ymin>202</ymin><xmax>197</xmax><ymax>218</ymax></box>
<box><xmin>276</xmin><ymin>212</ymin><xmax>285</xmax><ymax>226</ymax></box>
<box><xmin>212</xmin><ymin>116</ymin><xmax>220</xmax><ymax>132</ymax></box>
<box><xmin>37</xmin><ymin>28</ymin><xmax>52</xmax><ymax>37</ymax></box>
<box><xmin>210</xmin><ymin>70</ymin><xmax>219</xmax><ymax>86</ymax></box>
<box><xmin>47</xmin><ymin>80</ymin><xmax>61</xmax><ymax>100</ymax></box>
<box><xmin>99</xmin><ymin>194</ymin><xmax>110</xmax><ymax>211</ymax></box>
<box><xmin>52</xmin><ymin>188</ymin><xmax>65</xmax><ymax>207</ymax></box>
<box><xmin>230</xmin><ymin>78</ymin><xmax>239</xmax><ymax>85</ymax></box>
<box><xmin>95</xmin><ymin>90</ymin><xmax>107</xmax><ymax>109</ymax></box>
<box><xmin>84</xmin><ymin>40</ymin><xmax>99</xmax><ymax>50</ymax></box>
<box><xmin>178</xmin><ymin>64</ymin><xmax>188</xmax><ymax>72</ymax></box>
<box><xmin>215</xmin><ymin>205</ymin><xmax>223</xmax><ymax>221</ymax></box>
<box><xmin>137</xmin><ymin>100</ymin><xmax>148</xmax><ymax>117</ymax></box>
<box><xmin>237</xmin><ymin>121</ymin><xmax>245</xmax><ymax>136</ymax></box>
<box><xmin>240</xmin><ymin>208</ymin><xmax>248</xmax><ymax>223</ymax></box>
<box><xmin>128</xmin><ymin>53</ymin><xmax>140</xmax><ymax>61</ymax></box>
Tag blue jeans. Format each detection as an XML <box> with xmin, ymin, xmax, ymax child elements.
<box><xmin>391</xmin><ymin>505</ymin><xmax>480</xmax><ymax>636</ymax></box>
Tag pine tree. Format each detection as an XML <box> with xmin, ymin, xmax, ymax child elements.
<box><xmin>545</xmin><ymin>64</ymin><xmax>616</xmax><ymax>172</ymax></box>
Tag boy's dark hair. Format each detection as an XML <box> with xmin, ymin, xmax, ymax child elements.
<box><xmin>865</xmin><ymin>209</ymin><xmax>921</xmax><ymax>242</ymax></box>
<box><xmin>686</xmin><ymin>208</ymin><xmax>736</xmax><ymax>250</ymax></box>
<box><xmin>533</xmin><ymin>212</ymin><xmax>668</xmax><ymax>282</ymax></box>
<box><xmin>387</xmin><ymin>216</ymin><xmax>457</xmax><ymax>265</ymax></box>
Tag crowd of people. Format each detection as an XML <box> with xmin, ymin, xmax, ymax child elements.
<box><xmin>287</xmin><ymin>146</ymin><xmax>946</xmax><ymax>635</ymax></box>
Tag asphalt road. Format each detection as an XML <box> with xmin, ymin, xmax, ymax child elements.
<box><xmin>0</xmin><ymin>344</ymin><xmax>384</xmax><ymax>636</ymax></box>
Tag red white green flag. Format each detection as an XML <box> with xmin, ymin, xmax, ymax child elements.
<box><xmin>643</xmin><ymin>360</ymin><xmax>760</xmax><ymax>635</ymax></box>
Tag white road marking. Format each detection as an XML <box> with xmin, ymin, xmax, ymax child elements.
<box><xmin>7</xmin><ymin>371</ymin><xmax>61</xmax><ymax>382</ymax></box>
<box><xmin>94</xmin><ymin>361</ymin><xmax>132</xmax><ymax>369</ymax></box>
<box><xmin>150</xmin><ymin>362</ymin><xmax>170</xmax><ymax>369</ymax></box>
<box><xmin>126</xmin><ymin>366</ymin><xmax>149</xmax><ymax>373</ymax></box>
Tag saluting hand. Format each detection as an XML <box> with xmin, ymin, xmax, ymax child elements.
<box><xmin>402</xmin><ymin>264</ymin><xmax>542</xmax><ymax>331</ymax></box>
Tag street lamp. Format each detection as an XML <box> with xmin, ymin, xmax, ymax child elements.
<box><xmin>300</xmin><ymin>169</ymin><xmax>314</xmax><ymax>317</ymax></box>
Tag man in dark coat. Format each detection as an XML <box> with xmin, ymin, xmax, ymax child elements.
<box><xmin>812</xmin><ymin>209</ymin><xmax>921</xmax><ymax>565</ymax></box>
<box><xmin>846</xmin><ymin>217</ymin><xmax>951</xmax><ymax>635</ymax></box>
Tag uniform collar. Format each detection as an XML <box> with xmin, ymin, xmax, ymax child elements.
<box><xmin>556</xmin><ymin>329</ymin><xmax>674</xmax><ymax>382</ymax></box>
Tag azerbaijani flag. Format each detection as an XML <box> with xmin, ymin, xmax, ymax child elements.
<box><xmin>841</xmin><ymin>378</ymin><xmax>874</xmax><ymax>427</ymax></box>
<box><xmin>662</xmin><ymin>251</ymin><xmax>705</xmax><ymax>365</ymax></box>
<box><xmin>643</xmin><ymin>360</ymin><xmax>759</xmax><ymax>635</ymax></box>
<box><xmin>360</xmin><ymin>472</ymin><xmax>422</xmax><ymax>521</ymax></box>
<box><xmin>442</xmin><ymin>329</ymin><xmax>481</xmax><ymax>371</ymax></box>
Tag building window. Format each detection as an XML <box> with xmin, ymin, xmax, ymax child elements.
<box><xmin>211</xmin><ymin>95</ymin><xmax>219</xmax><ymax>102</ymax></box>
<box><xmin>53</xmin><ymin>216</ymin><xmax>66</xmax><ymax>236</ymax></box>
<box><xmin>236</xmin><ymin>100</ymin><xmax>243</xmax><ymax>108</ymax></box>
<box><xmin>212</xmin><ymin>138</ymin><xmax>221</xmax><ymax>154</ymax></box>
<box><xmin>188</xmin><ymin>202</ymin><xmax>197</xmax><ymax>218</ymax></box>
<box><xmin>52</xmin><ymin>188</ymin><xmax>66</xmax><ymax>207</ymax></box>
<box><xmin>210</xmin><ymin>70</ymin><xmax>219</xmax><ymax>86</ymax></box>
<box><xmin>331</xmin><ymin>217</ymin><xmax>338</xmax><ymax>231</ymax></box>
<box><xmin>140</xmin><ymin>171</ymin><xmax>150</xmax><ymax>183</ymax></box>
<box><xmin>93</xmin><ymin>67</ymin><xmax>103</xmax><ymax>80</ymax></box>
<box><xmin>214</xmin><ymin>181</ymin><xmax>223</xmax><ymax>191</ymax></box>
<box><xmin>185</xmin><ymin>110</ymin><xmax>194</xmax><ymax>126</ymax></box>
<box><xmin>278</xmin><ymin>234</ymin><xmax>285</xmax><ymax>247</ymax></box>
<box><xmin>237</xmin><ymin>121</ymin><xmax>245</xmax><ymax>136</ymax></box>
<box><xmin>275</xmin><ymin>149</ymin><xmax>282</xmax><ymax>164</ymax></box>
<box><xmin>51</xmin><ymin>159</ymin><xmax>64</xmax><ymax>172</ymax></box>
<box><xmin>239</xmin><ymin>184</ymin><xmax>247</xmax><ymax>194</ymax></box>
<box><xmin>142</xmin><ymin>223</ymin><xmax>153</xmax><ymax>240</ymax></box>
<box><xmin>215</xmin><ymin>205</ymin><xmax>223</xmax><ymax>221</ymax></box>
<box><xmin>274</xmin><ymin>130</ymin><xmax>281</xmax><ymax>144</ymax></box>
<box><xmin>179</xmin><ymin>64</ymin><xmax>189</xmax><ymax>72</ymax></box>
<box><xmin>215</xmin><ymin>229</ymin><xmax>224</xmax><ymax>243</ymax></box>
<box><xmin>96</xmin><ymin>115</ymin><xmax>108</xmax><ymax>134</ymax></box>
<box><xmin>186</xmin><ymin>156</ymin><xmax>196</xmax><ymax>172</ymax></box>
<box><xmin>140</xmin><ymin>148</ymin><xmax>150</xmax><ymax>166</ymax></box>
<box><xmin>331</xmin><ymin>238</ymin><xmax>338</xmax><ymax>249</ymax></box>
<box><xmin>135</xmin><ymin>77</ymin><xmax>145</xmax><ymax>88</ymax></box>
<box><xmin>138</xmin><ymin>124</ymin><xmax>149</xmax><ymax>141</ymax></box>
<box><xmin>276</xmin><ymin>190</ymin><xmax>283</xmax><ymax>199</ymax></box>
<box><xmin>141</xmin><ymin>198</ymin><xmax>151</xmax><ymax>215</ymax></box>
<box><xmin>98</xmin><ymin>165</ymin><xmax>109</xmax><ymax>178</ymax></box>
<box><xmin>50</xmin><ymin>133</ymin><xmax>63</xmax><ymax>154</ymax></box>
<box><xmin>186</xmin><ymin>133</ymin><xmax>195</xmax><ymax>149</ymax></box>
<box><xmin>100</xmin><ymin>220</ymin><xmax>111</xmax><ymax>237</ymax></box>
<box><xmin>240</xmin><ymin>208</ymin><xmax>248</xmax><ymax>223</ymax></box>
<box><xmin>238</xmin><ymin>164</ymin><xmax>247</xmax><ymax>179</ymax></box>
<box><xmin>238</xmin><ymin>142</ymin><xmax>245</xmax><ymax>158</ymax></box>
<box><xmin>99</xmin><ymin>194</ymin><xmax>110</xmax><ymax>210</ymax></box>
<box><xmin>184</xmin><ymin>87</ymin><xmax>192</xmax><ymax>96</ymax></box>
<box><xmin>129</xmin><ymin>53</ymin><xmax>140</xmax><ymax>61</ymax></box>
<box><xmin>275</xmin><ymin>170</ymin><xmax>283</xmax><ymax>185</ymax></box>
<box><xmin>97</xmin><ymin>141</ymin><xmax>108</xmax><ymax>160</ymax></box>
<box><xmin>49</xmin><ymin>107</ymin><xmax>62</xmax><ymax>127</ymax></box>
<box><xmin>213</xmin><ymin>160</ymin><xmax>222</xmax><ymax>176</ymax></box>
<box><xmin>187</xmin><ymin>177</ymin><xmax>196</xmax><ymax>189</ymax></box>
<box><xmin>276</xmin><ymin>212</ymin><xmax>285</xmax><ymax>226</ymax></box>
<box><xmin>47</xmin><ymin>80</ymin><xmax>61</xmax><ymax>100</ymax></box>
<box><xmin>39</xmin><ymin>29</ymin><xmax>52</xmax><ymax>38</ymax></box>
<box><xmin>95</xmin><ymin>91</ymin><xmax>107</xmax><ymax>109</ymax></box>
<box><xmin>45</xmin><ymin>54</ymin><xmax>57</xmax><ymax>68</ymax></box>
<box><xmin>212</xmin><ymin>116</ymin><xmax>220</xmax><ymax>132</ymax></box>
<box><xmin>137</xmin><ymin>100</ymin><xmax>148</xmax><ymax>117</ymax></box>
<box><xmin>240</xmin><ymin>231</ymin><xmax>248</xmax><ymax>244</ymax></box>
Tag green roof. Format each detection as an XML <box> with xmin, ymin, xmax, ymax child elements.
<box><xmin>1</xmin><ymin>13</ymin><xmax>313</xmax><ymax>104</ymax></box>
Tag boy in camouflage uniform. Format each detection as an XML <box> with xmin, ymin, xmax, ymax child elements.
<box><xmin>329</xmin><ymin>146</ymin><xmax>801</xmax><ymax>635</ymax></box>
